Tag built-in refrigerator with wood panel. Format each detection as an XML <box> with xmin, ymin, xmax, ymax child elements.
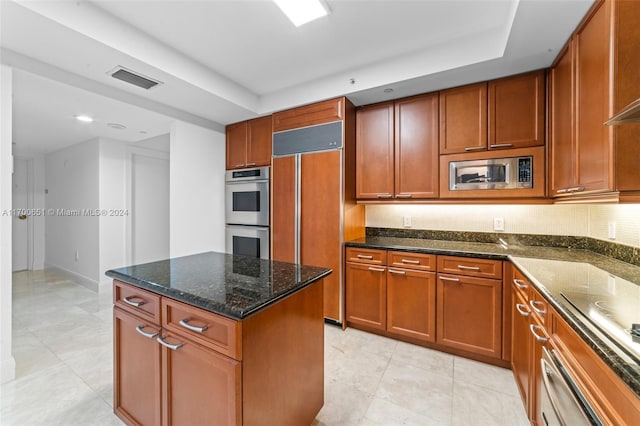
<box><xmin>271</xmin><ymin>98</ymin><xmax>365</xmax><ymax>324</ymax></box>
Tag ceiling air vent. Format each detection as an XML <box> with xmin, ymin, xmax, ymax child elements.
<box><xmin>108</xmin><ymin>66</ymin><xmax>162</xmax><ymax>90</ymax></box>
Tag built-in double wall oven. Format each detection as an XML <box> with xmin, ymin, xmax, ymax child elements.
<box><xmin>225</xmin><ymin>166</ymin><xmax>270</xmax><ymax>259</ymax></box>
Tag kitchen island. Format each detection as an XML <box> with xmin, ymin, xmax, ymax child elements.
<box><xmin>106</xmin><ymin>251</ymin><xmax>331</xmax><ymax>426</ymax></box>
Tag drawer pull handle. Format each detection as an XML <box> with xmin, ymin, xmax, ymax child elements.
<box><xmin>235</xmin><ymin>163</ymin><xmax>245</xmax><ymax>168</ymax></box>
<box><xmin>489</xmin><ymin>143</ymin><xmax>514</xmax><ymax>149</ymax></box>
<box><xmin>179</xmin><ymin>319</ymin><xmax>209</xmax><ymax>333</ymax></box>
<box><xmin>376</xmin><ymin>194</ymin><xmax>393</xmax><ymax>199</ymax></box>
<box><xmin>567</xmin><ymin>186</ymin><xmax>585</xmax><ymax>193</ymax></box>
<box><xmin>530</xmin><ymin>300</ymin><xmax>547</xmax><ymax>315</ymax></box>
<box><xmin>368</xmin><ymin>267</ymin><xmax>385</xmax><ymax>272</ymax></box>
<box><xmin>157</xmin><ymin>336</ymin><xmax>183</xmax><ymax>351</ymax></box>
<box><xmin>246</xmin><ymin>162</ymin><xmax>257</xmax><ymax>166</ymax></box>
<box><xmin>401</xmin><ymin>259</ymin><xmax>420</xmax><ymax>264</ymax></box>
<box><xmin>529</xmin><ymin>324</ymin><xmax>548</xmax><ymax>342</ymax></box>
<box><xmin>515</xmin><ymin>304</ymin><xmax>531</xmax><ymax>317</ymax></box>
<box><xmin>513</xmin><ymin>279</ymin><xmax>528</xmax><ymax>289</ymax></box>
<box><xmin>357</xmin><ymin>254</ymin><xmax>374</xmax><ymax>259</ymax></box>
<box><xmin>389</xmin><ymin>270</ymin><xmax>406</xmax><ymax>275</ymax></box>
<box><xmin>457</xmin><ymin>265</ymin><xmax>481</xmax><ymax>271</ymax></box>
<box><xmin>395</xmin><ymin>194</ymin><xmax>412</xmax><ymax>198</ymax></box>
<box><xmin>440</xmin><ymin>276</ymin><xmax>460</xmax><ymax>282</ymax></box>
<box><xmin>123</xmin><ymin>296</ymin><xmax>145</xmax><ymax>307</ymax></box>
<box><xmin>464</xmin><ymin>146</ymin><xmax>485</xmax><ymax>152</ymax></box>
<box><xmin>135</xmin><ymin>325</ymin><xmax>159</xmax><ymax>339</ymax></box>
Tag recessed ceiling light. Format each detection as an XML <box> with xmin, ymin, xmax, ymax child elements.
<box><xmin>384</xmin><ymin>88</ymin><xmax>394</xmax><ymax>94</ymax></box>
<box><xmin>107</xmin><ymin>123</ymin><xmax>127</xmax><ymax>130</ymax></box>
<box><xmin>75</xmin><ymin>115</ymin><xmax>94</xmax><ymax>123</ymax></box>
<box><xmin>274</xmin><ymin>0</ymin><xmax>329</xmax><ymax>27</ymax></box>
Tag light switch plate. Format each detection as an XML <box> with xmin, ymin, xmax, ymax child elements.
<box><xmin>493</xmin><ymin>217</ymin><xmax>505</xmax><ymax>231</ymax></box>
<box><xmin>608</xmin><ymin>221</ymin><xmax>616</xmax><ymax>239</ymax></box>
<box><xmin>403</xmin><ymin>216</ymin><xmax>412</xmax><ymax>228</ymax></box>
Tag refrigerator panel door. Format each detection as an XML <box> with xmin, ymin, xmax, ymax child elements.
<box><xmin>300</xmin><ymin>150</ymin><xmax>343</xmax><ymax>322</ymax></box>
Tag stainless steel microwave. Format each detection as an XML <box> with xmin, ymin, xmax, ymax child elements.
<box><xmin>449</xmin><ymin>155</ymin><xmax>533</xmax><ymax>191</ymax></box>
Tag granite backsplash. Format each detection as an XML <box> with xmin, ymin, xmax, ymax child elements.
<box><xmin>365</xmin><ymin>227</ymin><xmax>640</xmax><ymax>267</ymax></box>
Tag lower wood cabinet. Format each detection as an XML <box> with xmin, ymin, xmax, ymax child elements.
<box><xmin>387</xmin><ymin>267</ymin><xmax>436</xmax><ymax>342</ymax></box>
<box><xmin>436</xmin><ymin>273</ymin><xmax>502</xmax><ymax>359</ymax></box>
<box><xmin>345</xmin><ymin>261</ymin><xmax>387</xmax><ymax>330</ymax></box>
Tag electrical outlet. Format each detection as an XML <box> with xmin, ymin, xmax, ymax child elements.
<box><xmin>403</xmin><ymin>216</ymin><xmax>412</xmax><ymax>228</ymax></box>
<box><xmin>493</xmin><ymin>217</ymin><xmax>505</xmax><ymax>231</ymax></box>
<box><xmin>608</xmin><ymin>221</ymin><xmax>616</xmax><ymax>239</ymax></box>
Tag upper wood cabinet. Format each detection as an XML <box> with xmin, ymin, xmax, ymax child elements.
<box><xmin>439</xmin><ymin>82</ymin><xmax>487</xmax><ymax>154</ymax></box>
<box><xmin>272</xmin><ymin>98</ymin><xmax>344</xmax><ymax>132</ymax></box>
<box><xmin>356</xmin><ymin>93</ymin><xmax>439</xmax><ymax>200</ymax></box>
<box><xmin>488</xmin><ymin>70</ymin><xmax>545</xmax><ymax>150</ymax></box>
<box><xmin>225</xmin><ymin>116</ymin><xmax>272</xmax><ymax>170</ymax></box>
<box><xmin>550</xmin><ymin>0</ymin><xmax>640</xmax><ymax>200</ymax></box>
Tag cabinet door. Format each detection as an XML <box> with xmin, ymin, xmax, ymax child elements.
<box><xmin>574</xmin><ymin>0</ymin><xmax>614</xmax><ymax>193</ymax></box>
<box><xmin>114</xmin><ymin>307</ymin><xmax>162</xmax><ymax>426</ymax></box>
<box><xmin>387</xmin><ymin>268</ymin><xmax>436</xmax><ymax>342</ymax></box>
<box><xmin>436</xmin><ymin>274</ymin><xmax>502</xmax><ymax>359</ymax></box>
<box><xmin>528</xmin><ymin>314</ymin><xmax>549</xmax><ymax>426</ymax></box>
<box><xmin>488</xmin><ymin>71</ymin><xmax>545</xmax><ymax>150</ymax></box>
<box><xmin>246</xmin><ymin>116</ymin><xmax>272</xmax><ymax>167</ymax></box>
<box><xmin>395</xmin><ymin>93</ymin><xmax>439</xmax><ymax>199</ymax></box>
<box><xmin>226</xmin><ymin>121</ymin><xmax>247</xmax><ymax>170</ymax></box>
<box><xmin>439</xmin><ymin>83</ymin><xmax>487</xmax><ymax>154</ymax></box>
<box><xmin>356</xmin><ymin>102</ymin><xmax>394</xmax><ymax>199</ymax></box>
<box><xmin>161</xmin><ymin>332</ymin><xmax>241</xmax><ymax>426</ymax></box>
<box><xmin>345</xmin><ymin>262</ymin><xmax>386</xmax><ymax>330</ymax></box>
<box><xmin>549</xmin><ymin>44</ymin><xmax>575</xmax><ymax>196</ymax></box>
<box><xmin>271</xmin><ymin>156</ymin><xmax>296</xmax><ymax>263</ymax></box>
<box><xmin>510</xmin><ymin>288</ymin><xmax>531</xmax><ymax>415</ymax></box>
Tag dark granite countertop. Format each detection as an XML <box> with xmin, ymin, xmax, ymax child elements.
<box><xmin>345</xmin><ymin>235</ymin><xmax>640</xmax><ymax>398</ymax></box>
<box><xmin>106</xmin><ymin>251</ymin><xmax>331</xmax><ymax>320</ymax></box>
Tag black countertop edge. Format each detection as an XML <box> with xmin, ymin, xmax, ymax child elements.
<box><xmin>510</xmin><ymin>259</ymin><xmax>640</xmax><ymax>397</ymax></box>
<box><xmin>106</xmin><ymin>267</ymin><xmax>332</xmax><ymax>321</ymax></box>
<box><xmin>345</xmin><ymin>236</ymin><xmax>640</xmax><ymax>398</ymax></box>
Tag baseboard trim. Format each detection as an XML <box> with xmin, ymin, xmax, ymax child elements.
<box><xmin>44</xmin><ymin>264</ymin><xmax>99</xmax><ymax>292</ymax></box>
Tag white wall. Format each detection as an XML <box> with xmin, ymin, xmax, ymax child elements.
<box><xmin>0</xmin><ymin>64</ymin><xmax>16</xmax><ymax>383</ymax></box>
<box><xmin>45</xmin><ymin>138</ymin><xmax>100</xmax><ymax>290</ymax></box>
<box><xmin>366</xmin><ymin>203</ymin><xmax>640</xmax><ymax>249</ymax></box>
<box><xmin>170</xmin><ymin>121</ymin><xmax>225</xmax><ymax>257</ymax></box>
<box><xmin>98</xmin><ymin>138</ymin><xmax>128</xmax><ymax>289</ymax></box>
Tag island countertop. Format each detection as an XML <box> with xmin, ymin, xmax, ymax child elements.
<box><xmin>105</xmin><ymin>251</ymin><xmax>332</xmax><ymax>320</ymax></box>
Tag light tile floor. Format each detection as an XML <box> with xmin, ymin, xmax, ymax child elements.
<box><xmin>1</xmin><ymin>270</ymin><xmax>528</xmax><ymax>426</ymax></box>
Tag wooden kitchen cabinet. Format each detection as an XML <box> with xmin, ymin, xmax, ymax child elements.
<box><xmin>436</xmin><ymin>256</ymin><xmax>502</xmax><ymax>359</ymax></box>
<box><xmin>114</xmin><ymin>307</ymin><xmax>162</xmax><ymax>426</ymax></box>
<box><xmin>488</xmin><ymin>70</ymin><xmax>545</xmax><ymax>150</ymax></box>
<box><xmin>225</xmin><ymin>116</ymin><xmax>272</xmax><ymax>170</ymax></box>
<box><xmin>510</xmin><ymin>288</ymin><xmax>531</xmax><ymax>414</ymax></box>
<box><xmin>439</xmin><ymin>82</ymin><xmax>487</xmax><ymax>154</ymax></box>
<box><xmin>549</xmin><ymin>0</ymin><xmax>640</xmax><ymax>200</ymax></box>
<box><xmin>345</xmin><ymin>259</ymin><xmax>387</xmax><ymax>330</ymax></box>
<box><xmin>272</xmin><ymin>97</ymin><xmax>344</xmax><ymax>132</ymax></box>
<box><xmin>387</xmin><ymin>265</ymin><xmax>436</xmax><ymax>343</ymax></box>
<box><xmin>161</xmin><ymin>331</ymin><xmax>241</xmax><ymax>426</ymax></box>
<box><xmin>356</xmin><ymin>93</ymin><xmax>439</xmax><ymax>200</ymax></box>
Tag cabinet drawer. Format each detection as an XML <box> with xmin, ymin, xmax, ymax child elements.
<box><xmin>114</xmin><ymin>280</ymin><xmax>161</xmax><ymax>324</ymax></box>
<box><xmin>437</xmin><ymin>256</ymin><xmax>503</xmax><ymax>279</ymax></box>
<box><xmin>162</xmin><ymin>298</ymin><xmax>242</xmax><ymax>360</ymax></box>
<box><xmin>388</xmin><ymin>251</ymin><xmax>436</xmax><ymax>271</ymax></box>
<box><xmin>512</xmin><ymin>267</ymin><xmax>531</xmax><ymax>299</ymax></box>
<box><xmin>345</xmin><ymin>247</ymin><xmax>387</xmax><ymax>265</ymax></box>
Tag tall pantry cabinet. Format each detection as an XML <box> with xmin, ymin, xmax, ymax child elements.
<box><xmin>271</xmin><ymin>98</ymin><xmax>365</xmax><ymax>323</ymax></box>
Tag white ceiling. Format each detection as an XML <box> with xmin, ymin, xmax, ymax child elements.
<box><xmin>0</xmin><ymin>0</ymin><xmax>595</xmax><ymax>158</ymax></box>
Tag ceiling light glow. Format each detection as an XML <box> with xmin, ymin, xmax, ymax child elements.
<box><xmin>274</xmin><ymin>0</ymin><xmax>329</xmax><ymax>27</ymax></box>
<box><xmin>75</xmin><ymin>115</ymin><xmax>94</xmax><ymax>123</ymax></box>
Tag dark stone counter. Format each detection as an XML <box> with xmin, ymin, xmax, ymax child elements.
<box><xmin>345</xmin><ymin>235</ymin><xmax>640</xmax><ymax>398</ymax></box>
<box><xmin>106</xmin><ymin>251</ymin><xmax>331</xmax><ymax>320</ymax></box>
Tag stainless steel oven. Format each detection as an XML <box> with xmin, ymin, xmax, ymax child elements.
<box><xmin>225</xmin><ymin>225</ymin><xmax>269</xmax><ymax>260</ymax></box>
<box><xmin>540</xmin><ymin>347</ymin><xmax>603</xmax><ymax>425</ymax></box>
<box><xmin>225</xmin><ymin>166</ymin><xmax>269</xmax><ymax>226</ymax></box>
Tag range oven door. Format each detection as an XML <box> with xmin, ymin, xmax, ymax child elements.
<box><xmin>225</xmin><ymin>225</ymin><xmax>269</xmax><ymax>260</ymax></box>
<box><xmin>540</xmin><ymin>347</ymin><xmax>602</xmax><ymax>426</ymax></box>
<box><xmin>225</xmin><ymin>179</ymin><xmax>269</xmax><ymax>226</ymax></box>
